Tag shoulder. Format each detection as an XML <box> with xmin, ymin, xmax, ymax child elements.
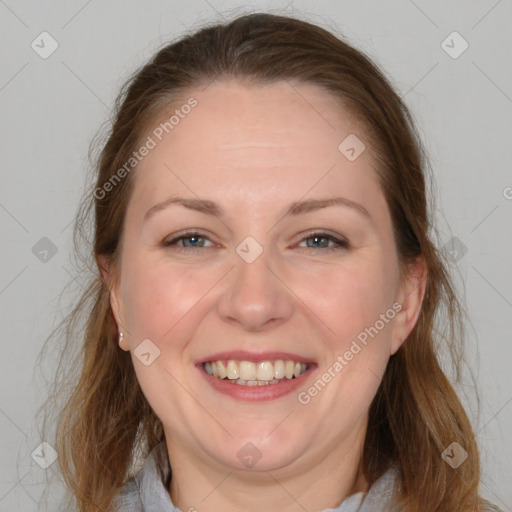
<box><xmin>113</xmin><ymin>477</ymin><xmax>143</xmax><ymax>511</ymax></box>
<box><xmin>112</xmin><ymin>441</ymin><xmax>171</xmax><ymax>512</ymax></box>
<box><xmin>481</xmin><ymin>499</ymin><xmax>505</xmax><ymax>512</ymax></box>
<box><xmin>364</xmin><ymin>469</ymin><xmax>504</xmax><ymax>512</ymax></box>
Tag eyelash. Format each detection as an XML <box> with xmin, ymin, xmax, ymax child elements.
<box><xmin>162</xmin><ymin>229</ymin><xmax>349</xmax><ymax>253</ymax></box>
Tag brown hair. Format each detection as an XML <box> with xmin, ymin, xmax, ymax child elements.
<box><xmin>38</xmin><ymin>12</ymin><xmax>489</xmax><ymax>511</ymax></box>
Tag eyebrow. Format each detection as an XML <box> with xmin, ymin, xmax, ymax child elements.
<box><xmin>143</xmin><ymin>196</ymin><xmax>371</xmax><ymax>222</ymax></box>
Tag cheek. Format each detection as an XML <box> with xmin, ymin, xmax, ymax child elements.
<box><xmin>120</xmin><ymin>256</ymin><xmax>208</xmax><ymax>342</ymax></box>
<box><xmin>301</xmin><ymin>255</ymin><xmax>395</xmax><ymax>344</ymax></box>
<box><xmin>302</xmin><ymin>263</ymin><xmax>395</xmax><ymax>424</ymax></box>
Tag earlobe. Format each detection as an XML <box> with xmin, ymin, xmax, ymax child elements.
<box><xmin>97</xmin><ymin>254</ymin><xmax>129</xmax><ymax>350</ymax></box>
<box><xmin>110</xmin><ymin>288</ymin><xmax>130</xmax><ymax>350</ymax></box>
<box><xmin>391</xmin><ymin>256</ymin><xmax>428</xmax><ymax>355</ymax></box>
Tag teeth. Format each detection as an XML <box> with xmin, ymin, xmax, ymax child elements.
<box><xmin>217</xmin><ymin>360</ymin><xmax>227</xmax><ymax>379</ymax></box>
<box><xmin>256</xmin><ymin>361</ymin><xmax>274</xmax><ymax>381</ymax></box>
<box><xmin>274</xmin><ymin>359</ymin><xmax>285</xmax><ymax>379</ymax></box>
<box><xmin>235</xmin><ymin>379</ymin><xmax>280</xmax><ymax>386</ymax></box>
<box><xmin>285</xmin><ymin>360</ymin><xmax>295</xmax><ymax>379</ymax></box>
<box><xmin>203</xmin><ymin>359</ymin><xmax>309</xmax><ymax>385</ymax></box>
<box><xmin>239</xmin><ymin>361</ymin><xmax>256</xmax><ymax>381</ymax></box>
<box><xmin>226</xmin><ymin>360</ymin><xmax>239</xmax><ymax>380</ymax></box>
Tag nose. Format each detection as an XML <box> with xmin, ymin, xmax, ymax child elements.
<box><xmin>216</xmin><ymin>246</ymin><xmax>294</xmax><ymax>332</ymax></box>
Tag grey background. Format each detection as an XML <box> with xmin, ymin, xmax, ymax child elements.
<box><xmin>0</xmin><ymin>0</ymin><xmax>511</xmax><ymax>510</ymax></box>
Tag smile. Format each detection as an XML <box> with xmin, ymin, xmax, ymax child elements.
<box><xmin>203</xmin><ymin>359</ymin><xmax>309</xmax><ymax>386</ymax></box>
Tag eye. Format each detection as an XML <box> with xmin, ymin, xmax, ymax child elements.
<box><xmin>296</xmin><ymin>231</ymin><xmax>349</xmax><ymax>252</ymax></box>
<box><xmin>162</xmin><ymin>230</ymin><xmax>215</xmax><ymax>252</ymax></box>
<box><xmin>162</xmin><ymin>230</ymin><xmax>349</xmax><ymax>254</ymax></box>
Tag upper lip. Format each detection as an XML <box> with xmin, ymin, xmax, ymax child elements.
<box><xmin>196</xmin><ymin>350</ymin><xmax>315</xmax><ymax>364</ymax></box>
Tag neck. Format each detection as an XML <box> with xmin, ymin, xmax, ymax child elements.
<box><xmin>166</xmin><ymin>425</ymin><xmax>369</xmax><ymax>512</ymax></box>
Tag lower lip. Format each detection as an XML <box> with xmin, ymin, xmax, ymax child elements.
<box><xmin>198</xmin><ymin>365</ymin><xmax>315</xmax><ymax>401</ymax></box>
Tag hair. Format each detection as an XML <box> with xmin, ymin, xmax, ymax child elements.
<box><xmin>37</xmin><ymin>11</ymin><xmax>491</xmax><ymax>512</ymax></box>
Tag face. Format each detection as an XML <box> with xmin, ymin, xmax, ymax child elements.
<box><xmin>108</xmin><ymin>79</ymin><xmax>424</xmax><ymax>475</ymax></box>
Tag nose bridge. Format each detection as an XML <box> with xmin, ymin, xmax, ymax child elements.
<box><xmin>216</xmin><ymin>237</ymin><xmax>293</xmax><ymax>330</ymax></box>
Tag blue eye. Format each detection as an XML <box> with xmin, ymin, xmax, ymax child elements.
<box><xmin>162</xmin><ymin>231</ymin><xmax>213</xmax><ymax>251</ymax></box>
<box><xmin>297</xmin><ymin>232</ymin><xmax>349</xmax><ymax>252</ymax></box>
<box><xmin>162</xmin><ymin>230</ymin><xmax>349</xmax><ymax>253</ymax></box>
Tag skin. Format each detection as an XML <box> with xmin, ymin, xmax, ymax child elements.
<box><xmin>102</xmin><ymin>79</ymin><xmax>426</xmax><ymax>512</ymax></box>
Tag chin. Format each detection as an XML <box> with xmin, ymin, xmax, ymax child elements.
<box><xmin>208</xmin><ymin>431</ymin><xmax>308</xmax><ymax>473</ymax></box>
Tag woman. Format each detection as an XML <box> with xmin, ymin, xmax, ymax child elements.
<box><xmin>45</xmin><ymin>12</ymin><xmax>503</xmax><ymax>512</ymax></box>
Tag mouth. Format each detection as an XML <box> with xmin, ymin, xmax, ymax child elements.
<box><xmin>197</xmin><ymin>352</ymin><xmax>316</xmax><ymax>401</ymax></box>
<box><xmin>203</xmin><ymin>359</ymin><xmax>309</xmax><ymax>386</ymax></box>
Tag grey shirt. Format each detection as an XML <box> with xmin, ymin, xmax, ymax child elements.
<box><xmin>113</xmin><ymin>441</ymin><xmax>504</xmax><ymax>512</ymax></box>
<box><xmin>114</xmin><ymin>441</ymin><xmax>398</xmax><ymax>512</ymax></box>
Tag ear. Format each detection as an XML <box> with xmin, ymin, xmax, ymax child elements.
<box><xmin>97</xmin><ymin>254</ymin><xmax>129</xmax><ymax>351</ymax></box>
<box><xmin>97</xmin><ymin>254</ymin><xmax>111</xmax><ymax>286</ymax></box>
<box><xmin>390</xmin><ymin>255</ymin><xmax>427</xmax><ymax>355</ymax></box>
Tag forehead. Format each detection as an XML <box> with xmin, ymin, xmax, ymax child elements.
<box><xmin>153</xmin><ymin>79</ymin><xmax>361</xmax><ymax>161</ymax></box>
<box><xmin>128</xmin><ymin>79</ymin><xmax>385</xmax><ymax>222</ymax></box>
